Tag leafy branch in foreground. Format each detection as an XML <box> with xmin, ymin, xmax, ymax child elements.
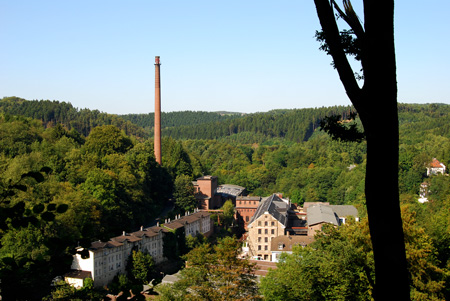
<box><xmin>319</xmin><ymin>112</ymin><xmax>365</xmax><ymax>142</ymax></box>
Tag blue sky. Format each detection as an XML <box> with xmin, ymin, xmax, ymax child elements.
<box><xmin>1</xmin><ymin>1</ymin><xmax>449</xmax><ymax>114</ymax></box>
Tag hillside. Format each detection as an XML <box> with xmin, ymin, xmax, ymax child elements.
<box><xmin>0</xmin><ymin>96</ymin><xmax>147</xmax><ymax>138</ymax></box>
<box><xmin>120</xmin><ymin>110</ymin><xmax>242</xmax><ymax>131</ymax></box>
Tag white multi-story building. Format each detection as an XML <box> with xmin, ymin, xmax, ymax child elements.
<box><xmin>67</xmin><ymin>210</ymin><xmax>213</xmax><ymax>288</ymax></box>
<box><xmin>69</xmin><ymin>226</ymin><xmax>166</xmax><ymax>287</ymax></box>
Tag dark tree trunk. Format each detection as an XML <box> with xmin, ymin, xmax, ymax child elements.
<box><xmin>313</xmin><ymin>0</ymin><xmax>410</xmax><ymax>299</ymax></box>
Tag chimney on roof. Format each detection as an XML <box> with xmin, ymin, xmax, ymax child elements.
<box><xmin>123</xmin><ymin>231</ymin><xmax>126</xmax><ymax>236</ymax></box>
<box><xmin>154</xmin><ymin>56</ymin><xmax>162</xmax><ymax>165</ymax></box>
<box><xmin>140</xmin><ymin>226</ymin><xmax>144</xmax><ymax>231</ymax></box>
<box><xmin>157</xmin><ymin>221</ymin><xmax>160</xmax><ymax>227</ymax></box>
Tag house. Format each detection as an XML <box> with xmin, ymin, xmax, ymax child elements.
<box><xmin>330</xmin><ymin>205</ymin><xmax>359</xmax><ymax>224</ymax></box>
<box><xmin>427</xmin><ymin>158</ymin><xmax>446</xmax><ymax>176</ymax></box>
<box><xmin>418</xmin><ymin>182</ymin><xmax>429</xmax><ymax>203</ymax></box>
<box><xmin>270</xmin><ymin>235</ymin><xmax>315</xmax><ymax>263</ymax></box>
<box><xmin>246</xmin><ymin>194</ymin><xmax>290</xmax><ymax>261</ymax></box>
<box><xmin>306</xmin><ymin>203</ymin><xmax>340</xmax><ymax>236</ymax></box>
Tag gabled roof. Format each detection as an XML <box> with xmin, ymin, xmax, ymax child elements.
<box><xmin>307</xmin><ymin>204</ymin><xmax>339</xmax><ymax>226</ymax></box>
<box><xmin>270</xmin><ymin>235</ymin><xmax>315</xmax><ymax>252</ymax></box>
<box><xmin>248</xmin><ymin>194</ymin><xmax>288</xmax><ymax>227</ymax></box>
<box><xmin>430</xmin><ymin>158</ymin><xmax>445</xmax><ymax>168</ymax></box>
<box><xmin>330</xmin><ymin>205</ymin><xmax>358</xmax><ymax>218</ymax></box>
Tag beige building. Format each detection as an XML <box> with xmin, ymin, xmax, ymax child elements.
<box><xmin>246</xmin><ymin>194</ymin><xmax>290</xmax><ymax>261</ymax></box>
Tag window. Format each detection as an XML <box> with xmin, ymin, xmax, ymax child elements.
<box><xmin>265</xmin><ymin>229</ymin><xmax>268</xmax><ymax>234</ymax></box>
<box><xmin>271</xmin><ymin>229</ymin><xmax>275</xmax><ymax>235</ymax></box>
<box><xmin>246</xmin><ymin>216</ymin><xmax>249</xmax><ymax>222</ymax></box>
<box><xmin>258</xmin><ymin>229</ymin><xmax>261</xmax><ymax>234</ymax></box>
<box><xmin>258</xmin><ymin>237</ymin><xmax>261</xmax><ymax>242</ymax></box>
<box><xmin>265</xmin><ymin>237</ymin><xmax>268</xmax><ymax>243</ymax></box>
<box><xmin>264</xmin><ymin>245</ymin><xmax>268</xmax><ymax>250</ymax></box>
<box><xmin>258</xmin><ymin>245</ymin><xmax>261</xmax><ymax>250</ymax></box>
<box><xmin>258</xmin><ymin>221</ymin><xmax>261</xmax><ymax>226</ymax></box>
<box><xmin>278</xmin><ymin>243</ymin><xmax>284</xmax><ymax>250</ymax></box>
<box><xmin>271</xmin><ymin>221</ymin><xmax>275</xmax><ymax>226</ymax></box>
<box><xmin>264</xmin><ymin>221</ymin><xmax>268</xmax><ymax>226</ymax></box>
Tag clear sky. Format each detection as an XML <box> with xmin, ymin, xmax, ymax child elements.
<box><xmin>1</xmin><ymin>1</ymin><xmax>449</xmax><ymax>114</ymax></box>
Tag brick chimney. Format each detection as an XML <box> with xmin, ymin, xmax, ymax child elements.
<box><xmin>154</xmin><ymin>56</ymin><xmax>162</xmax><ymax>164</ymax></box>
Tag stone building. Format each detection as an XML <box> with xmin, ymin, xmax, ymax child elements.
<box><xmin>246</xmin><ymin>194</ymin><xmax>290</xmax><ymax>261</ymax></box>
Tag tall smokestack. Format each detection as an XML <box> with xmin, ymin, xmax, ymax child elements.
<box><xmin>154</xmin><ymin>56</ymin><xmax>162</xmax><ymax>164</ymax></box>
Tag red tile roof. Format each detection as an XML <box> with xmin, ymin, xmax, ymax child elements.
<box><xmin>430</xmin><ymin>158</ymin><xmax>444</xmax><ymax>168</ymax></box>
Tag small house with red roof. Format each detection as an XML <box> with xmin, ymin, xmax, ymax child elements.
<box><xmin>427</xmin><ymin>158</ymin><xmax>446</xmax><ymax>176</ymax></box>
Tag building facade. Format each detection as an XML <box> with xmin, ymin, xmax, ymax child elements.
<box><xmin>68</xmin><ymin>211</ymin><xmax>213</xmax><ymax>288</ymax></box>
<box><xmin>235</xmin><ymin>196</ymin><xmax>261</xmax><ymax>231</ymax></box>
<box><xmin>246</xmin><ymin>194</ymin><xmax>289</xmax><ymax>261</ymax></box>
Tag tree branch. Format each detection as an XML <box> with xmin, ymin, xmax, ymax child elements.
<box><xmin>314</xmin><ymin>0</ymin><xmax>362</xmax><ymax>106</ymax></box>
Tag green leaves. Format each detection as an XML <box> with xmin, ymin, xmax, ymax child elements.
<box><xmin>319</xmin><ymin>112</ymin><xmax>365</xmax><ymax>143</ymax></box>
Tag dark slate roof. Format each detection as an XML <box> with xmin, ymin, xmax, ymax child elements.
<box><xmin>64</xmin><ymin>269</ymin><xmax>92</xmax><ymax>279</ymax></box>
<box><xmin>248</xmin><ymin>194</ymin><xmax>288</xmax><ymax>227</ymax></box>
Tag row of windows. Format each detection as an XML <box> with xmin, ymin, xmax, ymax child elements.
<box><xmin>238</xmin><ymin>201</ymin><xmax>258</xmax><ymax>205</ymax></box>
<box><xmin>258</xmin><ymin>221</ymin><xmax>275</xmax><ymax>227</ymax></box>
<box><xmin>258</xmin><ymin>236</ymin><xmax>275</xmax><ymax>243</ymax></box>
<box><xmin>258</xmin><ymin>229</ymin><xmax>276</xmax><ymax>235</ymax></box>
<box><xmin>257</xmin><ymin>245</ymin><xmax>269</xmax><ymax>251</ymax></box>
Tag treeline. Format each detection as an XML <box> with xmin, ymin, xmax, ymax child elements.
<box><xmin>0</xmin><ymin>96</ymin><xmax>147</xmax><ymax>138</ymax></box>
<box><xmin>121</xmin><ymin>110</ymin><xmax>243</xmax><ymax>132</ymax></box>
<box><xmin>161</xmin><ymin>106</ymin><xmax>357</xmax><ymax>143</ymax></box>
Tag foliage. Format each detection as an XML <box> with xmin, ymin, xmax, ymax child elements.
<box><xmin>44</xmin><ymin>279</ymin><xmax>104</xmax><ymax>301</ymax></box>
<box><xmin>121</xmin><ymin>110</ymin><xmax>241</xmax><ymax>133</ymax></box>
<box><xmin>3</xmin><ymin>99</ymin><xmax>450</xmax><ymax>298</ymax></box>
<box><xmin>127</xmin><ymin>250</ymin><xmax>155</xmax><ymax>284</ymax></box>
<box><xmin>173</xmin><ymin>174</ymin><xmax>197</xmax><ymax>213</ymax></box>
<box><xmin>156</xmin><ymin>237</ymin><xmax>261</xmax><ymax>300</ymax></box>
<box><xmin>261</xmin><ymin>210</ymin><xmax>449</xmax><ymax>300</ymax></box>
<box><xmin>0</xmin><ymin>96</ymin><xmax>147</xmax><ymax>138</ymax></box>
<box><xmin>221</xmin><ymin>199</ymin><xmax>235</xmax><ymax>229</ymax></box>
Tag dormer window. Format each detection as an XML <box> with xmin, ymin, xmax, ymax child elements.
<box><xmin>278</xmin><ymin>243</ymin><xmax>284</xmax><ymax>250</ymax></box>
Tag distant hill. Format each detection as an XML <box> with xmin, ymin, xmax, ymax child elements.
<box><xmin>0</xmin><ymin>97</ymin><xmax>147</xmax><ymax>138</ymax></box>
<box><xmin>120</xmin><ymin>110</ymin><xmax>242</xmax><ymax>131</ymax></box>
<box><xmin>3</xmin><ymin>97</ymin><xmax>450</xmax><ymax>146</ymax></box>
<box><xmin>161</xmin><ymin>106</ymin><xmax>356</xmax><ymax>143</ymax></box>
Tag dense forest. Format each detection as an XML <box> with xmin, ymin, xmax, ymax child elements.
<box><xmin>1</xmin><ymin>97</ymin><xmax>450</xmax><ymax>299</ymax></box>
<box><xmin>0</xmin><ymin>97</ymin><xmax>147</xmax><ymax>138</ymax></box>
<box><xmin>121</xmin><ymin>110</ymin><xmax>243</xmax><ymax>133</ymax></box>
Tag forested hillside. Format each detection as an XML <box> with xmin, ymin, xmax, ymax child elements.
<box><xmin>2</xmin><ymin>98</ymin><xmax>450</xmax><ymax>298</ymax></box>
<box><xmin>161</xmin><ymin>106</ymin><xmax>357</xmax><ymax>143</ymax></box>
<box><xmin>0</xmin><ymin>97</ymin><xmax>147</xmax><ymax>138</ymax></box>
<box><xmin>121</xmin><ymin>110</ymin><xmax>243</xmax><ymax>132</ymax></box>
